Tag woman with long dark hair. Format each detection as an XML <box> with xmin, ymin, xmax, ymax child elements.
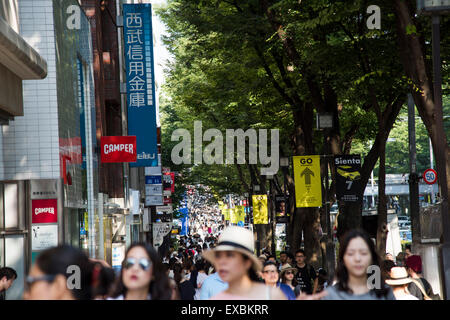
<box><xmin>109</xmin><ymin>243</ymin><xmax>171</xmax><ymax>300</ymax></box>
<box><xmin>321</xmin><ymin>229</ymin><xmax>395</xmax><ymax>300</ymax></box>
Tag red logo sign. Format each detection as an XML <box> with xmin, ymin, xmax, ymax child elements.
<box><xmin>101</xmin><ymin>136</ymin><xmax>137</xmax><ymax>163</ymax></box>
<box><xmin>423</xmin><ymin>169</ymin><xmax>437</xmax><ymax>185</ymax></box>
<box><xmin>32</xmin><ymin>199</ymin><xmax>58</xmax><ymax>224</ymax></box>
<box><xmin>163</xmin><ymin>172</ymin><xmax>175</xmax><ymax>193</ymax></box>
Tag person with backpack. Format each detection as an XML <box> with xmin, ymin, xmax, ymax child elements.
<box><xmin>405</xmin><ymin>255</ymin><xmax>439</xmax><ymax>300</ymax></box>
<box><xmin>293</xmin><ymin>249</ymin><xmax>318</xmax><ymax>294</ymax></box>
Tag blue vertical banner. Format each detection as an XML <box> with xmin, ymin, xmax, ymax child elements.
<box><xmin>123</xmin><ymin>4</ymin><xmax>158</xmax><ymax>167</ymax></box>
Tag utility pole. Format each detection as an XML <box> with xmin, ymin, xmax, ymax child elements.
<box><xmin>408</xmin><ymin>93</ymin><xmax>421</xmax><ymax>250</ymax></box>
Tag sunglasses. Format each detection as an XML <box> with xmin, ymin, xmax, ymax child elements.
<box><xmin>25</xmin><ymin>275</ymin><xmax>56</xmax><ymax>291</ymax></box>
<box><xmin>285</xmin><ymin>271</ymin><xmax>294</xmax><ymax>275</ymax></box>
<box><xmin>123</xmin><ymin>258</ymin><xmax>152</xmax><ymax>271</ymax></box>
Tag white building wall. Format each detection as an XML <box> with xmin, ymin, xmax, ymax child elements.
<box><xmin>0</xmin><ymin>0</ymin><xmax>59</xmax><ymax>181</ymax></box>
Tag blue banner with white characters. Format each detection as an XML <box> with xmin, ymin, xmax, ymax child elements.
<box><xmin>123</xmin><ymin>4</ymin><xmax>158</xmax><ymax>167</ymax></box>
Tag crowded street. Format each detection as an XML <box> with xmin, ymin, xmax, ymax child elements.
<box><xmin>0</xmin><ymin>0</ymin><xmax>449</xmax><ymax>311</ymax></box>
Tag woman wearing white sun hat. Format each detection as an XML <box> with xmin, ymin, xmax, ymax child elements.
<box><xmin>385</xmin><ymin>267</ymin><xmax>418</xmax><ymax>300</ymax></box>
<box><xmin>202</xmin><ymin>226</ymin><xmax>327</xmax><ymax>300</ymax></box>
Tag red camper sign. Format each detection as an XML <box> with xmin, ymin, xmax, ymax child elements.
<box><xmin>101</xmin><ymin>136</ymin><xmax>137</xmax><ymax>163</ymax></box>
<box><xmin>32</xmin><ymin>199</ymin><xmax>58</xmax><ymax>224</ymax></box>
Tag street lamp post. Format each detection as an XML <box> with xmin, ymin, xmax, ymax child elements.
<box><xmin>317</xmin><ymin>112</ymin><xmax>336</xmax><ymax>278</ymax></box>
<box><xmin>280</xmin><ymin>157</ymin><xmax>290</xmax><ymax>252</ymax></box>
<box><xmin>267</xmin><ymin>175</ymin><xmax>276</xmax><ymax>255</ymax></box>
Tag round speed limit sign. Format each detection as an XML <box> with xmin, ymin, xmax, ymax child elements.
<box><xmin>423</xmin><ymin>168</ymin><xmax>437</xmax><ymax>185</ymax></box>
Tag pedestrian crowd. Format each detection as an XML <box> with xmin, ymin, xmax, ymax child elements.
<box><xmin>0</xmin><ymin>189</ymin><xmax>441</xmax><ymax>301</ymax></box>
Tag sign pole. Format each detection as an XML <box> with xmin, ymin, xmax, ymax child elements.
<box><xmin>408</xmin><ymin>93</ymin><xmax>421</xmax><ymax>248</ymax></box>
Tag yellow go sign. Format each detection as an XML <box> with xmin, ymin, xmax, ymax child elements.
<box><xmin>252</xmin><ymin>195</ymin><xmax>268</xmax><ymax>224</ymax></box>
<box><xmin>293</xmin><ymin>155</ymin><xmax>322</xmax><ymax>207</ymax></box>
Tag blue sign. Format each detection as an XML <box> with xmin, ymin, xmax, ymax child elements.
<box><xmin>179</xmin><ymin>207</ymin><xmax>189</xmax><ymax>236</ymax></box>
<box><xmin>123</xmin><ymin>4</ymin><xmax>158</xmax><ymax>167</ymax></box>
<box><xmin>145</xmin><ymin>175</ymin><xmax>162</xmax><ymax>184</ymax></box>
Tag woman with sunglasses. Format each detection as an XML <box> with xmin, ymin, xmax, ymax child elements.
<box><xmin>280</xmin><ymin>264</ymin><xmax>302</xmax><ymax>297</ymax></box>
<box><xmin>23</xmin><ymin>245</ymin><xmax>93</xmax><ymax>300</ymax></box>
<box><xmin>109</xmin><ymin>243</ymin><xmax>171</xmax><ymax>300</ymax></box>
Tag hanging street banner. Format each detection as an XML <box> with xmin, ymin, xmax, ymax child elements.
<box><xmin>230</xmin><ymin>207</ymin><xmax>237</xmax><ymax>224</ymax></box>
<box><xmin>293</xmin><ymin>155</ymin><xmax>322</xmax><ymax>207</ymax></box>
<box><xmin>153</xmin><ymin>222</ymin><xmax>172</xmax><ymax>248</ymax></box>
<box><xmin>275</xmin><ymin>195</ymin><xmax>289</xmax><ymax>223</ymax></box>
<box><xmin>334</xmin><ymin>155</ymin><xmax>362</xmax><ymax>202</ymax></box>
<box><xmin>235</xmin><ymin>206</ymin><xmax>246</xmax><ymax>224</ymax></box>
<box><xmin>123</xmin><ymin>4</ymin><xmax>158</xmax><ymax>167</ymax></box>
<box><xmin>252</xmin><ymin>195</ymin><xmax>268</xmax><ymax>224</ymax></box>
<box><xmin>223</xmin><ymin>208</ymin><xmax>231</xmax><ymax>221</ymax></box>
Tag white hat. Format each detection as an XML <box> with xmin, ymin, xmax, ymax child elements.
<box><xmin>202</xmin><ymin>226</ymin><xmax>262</xmax><ymax>272</ymax></box>
<box><xmin>385</xmin><ymin>267</ymin><xmax>412</xmax><ymax>286</ymax></box>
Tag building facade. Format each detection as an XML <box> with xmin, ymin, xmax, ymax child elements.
<box><xmin>0</xmin><ymin>0</ymin><xmax>47</xmax><ymax>300</ymax></box>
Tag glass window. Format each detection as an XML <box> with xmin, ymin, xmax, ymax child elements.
<box><xmin>5</xmin><ymin>235</ymin><xmax>25</xmax><ymax>300</ymax></box>
<box><xmin>4</xmin><ymin>183</ymin><xmax>18</xmax><ymax>229</ymax></box>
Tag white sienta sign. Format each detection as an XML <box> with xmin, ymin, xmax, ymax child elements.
<box><xmin>32</xmin><ymin>224</ymin><xmax>58</xmax><ymax>251</ymax></box>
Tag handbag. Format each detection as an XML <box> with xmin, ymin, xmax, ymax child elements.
<box><xmin>410</xmin><ymin>278</ymin><xmax>441</xmax><ymax>300</ymax></box>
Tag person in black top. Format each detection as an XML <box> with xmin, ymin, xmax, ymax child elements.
<box><xmin>405</xmin><ymin>255</ymin><xmax>435</xmax><ymax>300</ymax></box>
<box><xmin>0</xmin><ymin>267</ymin><xmax>17</xmax><ymax>300</ymax></box>
<box><xmin>293</xmin><ymin>249</ymin><xmax>318</xmax><ymax>294</ymax></box>
<box><xmin>174</xmin><ymin>263</ymin><xmax>195</xmax><ymax>300</ymax></box>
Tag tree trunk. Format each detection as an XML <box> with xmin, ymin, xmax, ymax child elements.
<box><xmin>303</xmin><ymin>207</ymin><xmax>322</xmax><ymax>268</ymax></box>
<box><xmin>394</xmin><ymin>0</ymin><xmax>450</xmax><ymax>204</ymax></box>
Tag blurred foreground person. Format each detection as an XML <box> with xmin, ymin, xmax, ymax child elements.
<box><xmin>321</xmin><ymin>229</ymin><xmax>395</xmax><ymax>300</ymax></box>
<box><xmin>203</xmin><ymin>226</ymin><xmax>285</xmax><ymax>300</ymax></box>
<box><xmin>23</xmin><ymin>245</ymin><xmax>93</xmax><ymax>300</ymax></box>
<box><xmin>0</xmin><ymin>267</ymin><xmax>17</xmax><ymax>300</ymax></box>
<box><xmin>109</xmin><ymin>243</ymin><xmax>171</xmax><ymax>300</ymax></box>
<box><xmin>90</xmin><ymin>259</ymin><xmax>115</xmax><ymax>300</ymax></box>
<box><xmin>386</xmin><ymin>267</ymin><xmax>418</xmax><ymax>300</ymax></box>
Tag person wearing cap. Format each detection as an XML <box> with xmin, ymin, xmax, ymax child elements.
<box><xmin>386</xmin><ymin>267</ymin><xmax>418</xmax><ymax>300</ymax></box>
<box><xmin>405</xmin><ymin>255</ymin><xmax>434</xmax><ymax>300</ymax></box>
